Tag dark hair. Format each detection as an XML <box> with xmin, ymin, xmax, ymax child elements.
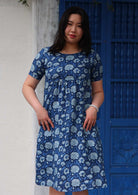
<box><xmin>49</xmin><ymin>6</ymin><xmax>91</xmax><ymax>55</ymax></box>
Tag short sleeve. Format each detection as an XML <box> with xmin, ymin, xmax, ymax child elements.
<box><xmin>90</xmin><ymin>51</ymin><xmax>103</xmax><ymax>82</ymax></box>
<box><xmin>29</xmin><ymin>48</ymin><xmax>45</xmax><ymax>80</ymax></box>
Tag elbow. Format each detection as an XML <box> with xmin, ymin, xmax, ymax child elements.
<box><xmin>102</xmin><ymin>90</ymin><xmax>104</xmax><ymax>104</ymax></box>
<box><xmin>22</xmin><ymin>83</ymin><xmax>25</xmax><ymax>96</ymax></box>
<box><xmin>103</xmin><ymin>90</ymin><xmax>104</xmax><ymax>101</ymax></box>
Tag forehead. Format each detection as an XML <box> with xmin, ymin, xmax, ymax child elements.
<box><xmin>68</xmin><ymin>14</ymin><xmax>82</xmax><ymax>23</ymax></box>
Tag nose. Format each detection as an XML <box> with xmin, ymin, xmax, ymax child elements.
<box><xmin>71</xmin><ymin>25</ymin><xmax>76</xmax><ymax>32</ymax></box>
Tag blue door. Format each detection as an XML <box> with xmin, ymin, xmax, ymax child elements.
<box><xmin>59</xmin><ymin>1</ymin><xmax>138</xmax><ymax>194</ymax></box>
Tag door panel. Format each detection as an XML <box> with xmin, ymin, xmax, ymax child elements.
<box><xmin>59</xmin><ymin>0</ymin><xmax>138</xmax><ymax>194</ymax></box>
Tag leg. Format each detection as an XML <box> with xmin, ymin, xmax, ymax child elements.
<box><xmin>49</xmin><ymin>187</ymin><xmax>65</xmax><ymax>195</ymax></box>
<box><xmin>72</xmin><ymin>189</ymin><xmax>88</xmax><ymax>195</ymax></box>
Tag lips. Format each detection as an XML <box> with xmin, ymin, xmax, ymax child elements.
<box><xmin>69</xmin><ymin>34</ymin><xmax>76</xmax><ymax>38</ymax></box>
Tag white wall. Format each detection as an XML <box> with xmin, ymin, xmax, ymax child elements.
<box><xmin>0</xmin><ymin>1</ymin><xmax>34</xmax><ymax>195</ymax></box>
<box><xmin>33</xmin><ymin>0</ymin><xmax>59</xmax><ymax>194</ymax></box>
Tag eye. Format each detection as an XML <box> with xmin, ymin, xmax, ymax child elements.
<box><xmin>78</xmin><ymin>25</ymin><xmax>82</xmax><ymax>28</ymax></box>
<box><xmin>67</xmin><ymin>22</ymin><xmax>72</xmax><ymax>26</ymax></box>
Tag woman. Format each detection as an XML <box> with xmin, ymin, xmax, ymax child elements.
<box><xmin>22</xmin><ymin>6</ymin><xmax>107</xmax><ymax>195</ymax></box>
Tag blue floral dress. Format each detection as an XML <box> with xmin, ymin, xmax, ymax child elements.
<box><xmin>29</xmin><ymin>47</ymin><xmax>107</xmax><ymax>192</ymax></box>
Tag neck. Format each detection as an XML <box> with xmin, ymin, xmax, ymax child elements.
<box><xmin>61</xmin><ymin>43</ymin><xmax>81</xmax><ymax>54</ymax></box>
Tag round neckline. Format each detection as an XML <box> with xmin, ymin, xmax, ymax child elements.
<box><xmin>59</xmin><ymin>50</ymin><xmax>82</xmax><ymax>55</ymax></box>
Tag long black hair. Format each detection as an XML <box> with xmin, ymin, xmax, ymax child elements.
<box><xmin>49</xmin><ymin>6</ymin><xmax>91</xmax><ymax>55</ymax></box>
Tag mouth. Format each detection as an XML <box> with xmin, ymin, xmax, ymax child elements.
<box><xmin>69</xmin><ymin>34</ymin><xmax>76</xmax><ymax>39</ymax></box>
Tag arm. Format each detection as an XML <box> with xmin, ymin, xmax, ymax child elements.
<box><xmin>83</xmin><ymin>80</ymin><xmax>104</xmax><ymax>131</ymax></box>
<box><xmin>91</xmin><ymin>79</ymin><xmax>104</xmax><ymax>108</ymax></box>
<box><xmin>22</xmin><ymin>75</ymin><xmax>54</xmax><ymax>130</ymax></box>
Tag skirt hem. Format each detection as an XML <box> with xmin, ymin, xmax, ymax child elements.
<box><xmin>35</xmin><ymin>181</ymin><xmax>108</xmax><ymax>193</ymax></box>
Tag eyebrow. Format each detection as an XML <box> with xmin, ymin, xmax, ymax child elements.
<box><xmin>68</xmin><ymin>20</ymin><xmax>82</xmax><ymax>24</ymax></box>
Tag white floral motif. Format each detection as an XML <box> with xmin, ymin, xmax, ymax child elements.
<box><xmin>77</xmin><ymin>131</ymin><xmax>83</xmax><ymax>136</ymax></box>
<box><xmin>58</xmin><ymin>57</ymin><xmax>64</xmax><ymax>62</ymax></box>
<box><xmin>54</xmin><ymin>168</ymin><xmax>57</xmax><ymax>175</ymax></box>
<box><xmin>72</xmin><ymin>179</ymin><xmax>80</xmax><ymax>187</ymax></box>
<box><xmin>40</xmin><ymin>144</ymin><xmax>44</xmax><ymax>150</ymax></box>
<box><xmin>93</xmin><ymin>165</ymin><xmax>100</xmax><ymax>173</ymax></box>
<box><xmin>57</xmin><ymin>67</ymin><xmax>63</xmax><ymax>72</ymax></box>
<box><xmin>41</xmin><ymin>181</ymin><xmax>45</xmax><ymax>185</ymax></box>
<box><xmin>44</xmin><ymin>130</ymin><xmax>52</xmax><ymax>137</ymax></box>
<box><xmin>76</xmin><ymin>105</ymin><xmax>81</xmax><ymax>111</ymax></box>
<box><xmin>65</xmin><ymin>88</ymin><xmax>70</xmax><ymax>94</ymax></box>
<box><xmin>54</xmin><ymin>141</ymin><xmax>59</xmax><ymax>148</ymax></box>
<box><xmin>96</xmin><ymin>179</ymin><xmax>102</xmax><ymax>186</ymax></box>
<box><xmin>71</xmin><ymin>139</ymin><xmax>79</xmax><ymax>146</ymax></box>
<box><xmin>89</xmin><ymin>152</ymin><xmax>98</xmax><ymax>160</ymax></box>
<box><xmin>71</xmin><ymin>152</ymin><xmax>79</xmax><ymax>160</ymax></box>
<box><xmin>65</xmin><ymin>76</ymin><xmax>74</xmax><ymax>81</ymax></box>
<box><xmin>46</xmin><ymin>155</ymin><xmax>53</xmax><ymax>162</ymax></box>
<box><xmin>55</xmin><ymin>114</ymin><xmax>59</xmax><ymax>121</ymax></box>
<box><xmin>45</xmin><ymin>142</ymin><xmax>52</xmax><ymax>149</ymax></box>
<box><xmin>65</xmin><ymin>55</ymin><xmax>74</xmax><ymax>61</ymax></box>
<box><xmin>52</xmin><ymin>73</ymin><xmax>59</xmax><ymax>79</ymax></box>
<box><xmin>71</xmin><ymin>98</ymin><xmax>77</xmax><ymax>106</ymax></box>
<box><xmin>65</xmin><ymin>64</ymin><xmax>74</xmax><ymax>71</ymax></box>
<box><xmin>76</xmin><ymin>92</ymin><xmax>82</xmax><ymax>98</ymax></box>
<box><xmin>65</xmin><ymin>182</ymin><xmax>70</xmax><ymax>188</ymax></box>
<box><xmin>79</xmin><ymin>171</ymin><xmax>85</xmax><ymax>177</ymax></box>
<box><xmin>71</xmin><ymin>86</ymin><xmax>77</xmax><ymax>93</ymax></box>
<box><xmin>71</xmin><ymin>165</ymin><xmax>80</xmax><ymax>173</ymax></box>
<box><xmin>53</xmin><ymin>62</ymin><xmax>59</xmax><ymax>66</ymax></box>
<box><xmin>46</xmin><ymin>167</ymin><xmax>53</xmax><ymax>174</ymax></box>
<box><xmin>61</xmin><ymin>175</ymin><xmax>66</xmax><ymax>180</ymax></box>
<box><xmin>45</xmin><ymin>58</ymin><xmax>48</xmax><ymax>64</ymax></box>
<box><xmin>30</xmin><ymin>64</ymin><xmax>35</xmax><ymax>71</ymax></box>
<box><xmin>53</xmin><ymin>88</ymin><xmax>59</xmax><ymax>96</ymax></box>
<box><xmin>54</xmin><ymin>154</ymin><xmax>58</xmax><ymax>161</ymax></box>
<box><xmin>58</xmin><ymin>119</ymin><xmax>63</xmax><ymax>125</ymax></box>
<box><xmin>35</xmin><ymin>53</ymin><xmax>40</xmax><ymax>59</ymax></box>
<box><xmin>84</xmin><ymin>92</ymin><xmax>91</xmax><ymax>98</ymax></box>
<box><xmin>76</xmin><ymin>118</ymin><xmax>81</xmax><ymax>124</ymax></box>
<box><xmin>71</xmin><ymin>126</ymin><xmax>77</xmax><ymax>133</ymax></box>
<box><xmin>65</xmin><ymin>140</ymin><xmax>69</xmax><ymax>147</ymax></box>
<box><xmin>74</xmin><ymin>58</ymin><xmax>80</xmax><ymax>63</ymax></box>
<box><xmin>59</xmin><ymin>132</ymin><xmax>63</xmax><ymax>138</ymax></box>
<box><xmin>47</xmin><ymin>179</ymin><xmax>53</xmax><ymax>186</ymax></box>
<box><xmin>78</xmin><ymin>144</ymin><xmax>84</xmax><ymax>150</ymax></box>
<box><xmin>73</xmin><ymin>68</ymin><xmax>80</xmax><ymax>73</ymax></box>
<box><xmin>64</xmin><ymin>154</ymin><xmax>69</xmax><ymax>161</ymax></box>
<box><xmin>84</xmin><ymin>68</ymin><xmax>89</xmax><ymax>73</ymax></box>
<box><xmin>37</xmin><ymin>163</ymin><xmax>41</xmax><ymax>167</ymax></box>
<box><xmin>57</xmin><ymin>159</ymin><xmax>61</xmax><ymax>165</ymax></box>
<box><xmin>87</xmin><ymin>174</ymin><xmax>93</xmax><ymax>179</ymax></box>
<box><xmin>87</xmin><ymin>140</ymin><xmax>95</xmax><ymax>147</ymax></box>
<box><xmin>71</xmin><ymin>112</ymin><xmax>77</xmax><ymax>119</ymax></box>
<box><xmin>40</xmin><ymin>169</ymin><xmax>45</xmax><ymax>175</ymax></box>
<box><xmin>100</xmin><ymin>170</ymin><xmax>105</xmax><ymax>176</ymax></box>
<box><xmin>64</xmin><ymin>168</ymin><xmax>69</xmax><ymax>175</ymax></box>
<box><xmin>79</xmin><ymin>157</ymin><xmax>85</xmax><ymax>163</ymax></box>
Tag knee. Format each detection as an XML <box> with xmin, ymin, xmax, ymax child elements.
<box><xmin>72</xmin><ymin>189</ymin><xmax>88</xmax><ymax>195</ymax></box>
<box><xmin>49</xmin><ymin>187</ymin><xmax>65</xmax><ymax>195</ymax></box>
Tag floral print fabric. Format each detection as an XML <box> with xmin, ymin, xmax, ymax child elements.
<box><xmin>29</xmin><ymin>47</ymin><xmax>107</xmax><ymax>192</ymax></box>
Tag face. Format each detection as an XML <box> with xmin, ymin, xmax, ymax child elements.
<box><xmin>64</xmin><ymin>14</ymin><xmax>83</xmax><ymax>45</ymax></box>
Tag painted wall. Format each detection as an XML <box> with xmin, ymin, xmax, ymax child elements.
<box><xmin>0</xmin><ymin>0</ymin><xmax>34</xmax><ymax>195</ymax></box>
<box><xmin>0</xmin><ymin>0</ymin><xmax>59</xmax><ymax>195</ymax></box>
<box><xmin>33</xmin><ymin>0</ymin><xmax>59</xmax><ymax>194</ymax></box>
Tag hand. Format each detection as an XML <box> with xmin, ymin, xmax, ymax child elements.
<box><xmin>83</xmin><ymin>107</ymin><xmax>97</xmax><ymax>131</ymax></box>
<box><xmin>36</xmin><ymin>107</ymin><xmax>54</xmax><ymax>131</ymax></box>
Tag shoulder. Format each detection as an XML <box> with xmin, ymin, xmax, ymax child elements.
<box><xmin>88</xmin><ymin>48</ymin><xmax>102</xmax><ymax>64</ymax></box>
<box><xmin>36</xmin><ymin>46</ymin><xmax>56</xmax><ymax>60</ymax></box>
<box><xmin>40</xmin><ymin>46</ymin><xmax>51</xmax><ymax>56</ymax></box>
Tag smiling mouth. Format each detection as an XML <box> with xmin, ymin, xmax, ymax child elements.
<box><xmin>69</xmin><ymin>34</ymin><xmax>76</xmax><ymax>38</ymax></box>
